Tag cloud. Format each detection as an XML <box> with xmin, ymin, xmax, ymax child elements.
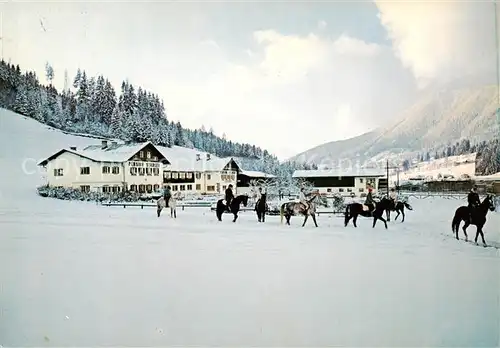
<box><xmin>162</xmin><ymin>30</ymin><xmax>416</xmax><ymax>159</ymax></box>
<box><xmin>317</xmin><ymin>20</ymin><xmax>327</xmax><ymax>31</ymax></box>
<box><xmin>376</xmin><ymin>1</ymin><xmax>499</xmax><ymax>88</ymax></box>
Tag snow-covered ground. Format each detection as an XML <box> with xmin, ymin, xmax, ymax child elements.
<box><xmin>1</xmin><ymin>109</ymin><xmax>499</xmax><ymax>346</ymax></box>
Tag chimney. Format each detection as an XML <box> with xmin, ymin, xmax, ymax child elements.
<box><xmin>206</xmin><ymin>153</ymin><xmax>211</xmax><ymax>161</ymax></box>
<box><xmin>70</xmin><ymin>146</ymin><xmax>77</xmax><ymax>151</ymax></box>
<box><xmin>196</xmin><ymin>153</ymin><xmax>201</xmax><ymax>161</ymax></box>
<box><xmin>101</xmin><ymin>140</ymin><xmax>108</xmax><ymax>149</ymax></box>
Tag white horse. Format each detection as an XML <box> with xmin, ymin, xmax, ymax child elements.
<box><xmin>157</xmin><ymin>191</ymin><xmax>182</xmax><ymax>218</ymax></box>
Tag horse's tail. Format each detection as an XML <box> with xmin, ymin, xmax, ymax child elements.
<box><xmin>280</xmin><ymin>203</ymin><xmax>285</xmax><ymax>224</ymax></box>
<box><xmin>404</xmin><ymin>202</ymin><xmax>413</xmax><ymax>210</ymax></box>
<box><xmin>451</xmin><ymin>211</ymin><xmax>461</xmax><ymax>233</ymax></box>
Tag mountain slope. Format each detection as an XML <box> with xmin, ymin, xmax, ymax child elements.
<box><xmin>291</xmin><ymin>85</ymin><xmax>499</xmax><ymax>166</ymax></box>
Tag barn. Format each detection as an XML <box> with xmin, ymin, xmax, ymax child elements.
<box><xmin>292</xmin><ymin>169</ymin><xmax>387</xmax><ymax>196</ymax></box>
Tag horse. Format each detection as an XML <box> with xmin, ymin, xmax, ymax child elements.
<box><xmin>255</xmin><ymin>193</ymin><xmax>267</xmax><ymax>222</ymax></box>
<box><xmin>280</xmin><ymin>193</ymin><xmax>321</xmax><ymax>227</ymax></box>
<box><xmin>157</xmin><ymin>191</ymin><xmax>182</xmax><ymax>218</ymax></box>
<box><xmin>451</xmin><ymin>194</ymin><xmax>496</xmax><ymax>246</ymax></box>
<box><xmin>344</xmin><ymin>197</ymin><xmax>392</xmax><ymax>229</ymax></box>
<box><xmin>216</xmin><ymin>194</ymin><xmax>249</xmax><ymax>222</ymax></box>
<box><xmin>385</xmin><ymin>199</ymin><xmax>413</xmax><ymax>222</ymax></box>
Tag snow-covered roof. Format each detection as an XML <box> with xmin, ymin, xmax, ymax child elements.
<box><xmin>240</xmin><ymin>170</ymin><xmax>276</xmax><ymax>178</ymax></box>
<box><xmin>156</xmin><ymin>145</ymin><xmax>239</xmax><ymax>172</ymax></box>
<box><xmin>293</xmin><ymin>169</ymin><xmax>386</xmax><ymax>178</ymax></box>
<box><xmin>474</xmin><ymin>172</ymin><xmax>500</xmax><ymax>181</ymax></box>
<box><xmin>38</xmin><ymin>141</ymin><xmax>167</xmax><ymax>166</ymax></box>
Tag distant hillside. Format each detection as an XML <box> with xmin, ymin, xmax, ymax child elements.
<box><xmin>290</xmin><ymin>85</ymin><xmax>499</xmax><ymax>169</ymax></box>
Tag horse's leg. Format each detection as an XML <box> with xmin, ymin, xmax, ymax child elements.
<box><xmin>302</xmin><ymin>214</ymin><xmax>309</xmax><ymax>227</ymax></box>
<box><xmin>477</xmin><ymin>226</ymin><xmax>487</xmax><ymax>247</ymax></box>
<box><xmin>157</xmin><ymin>207</ymin><xmax>161</xmax><ymax>217</ymax></box>
<box><xmin>386</xmin><ymin>209</ymin><xmax>390</xmax><ymax>222</ymax></box>
<box><xmin>401</xmin><ymin>209</ymin><xmax>405</xmax><ymax>222</ymax></box>
<box><xmin>262</xmin><ymin>211</ymin><xmax>266</xmax><ymax>223</ymax></box>
<box><xmin>462</xmin><ymin>221</ymin><xmax>470</xmax><ymax>242</ymax></box>
<box><xmin>286</xmin><ymin>214</ymin><xmax>291</xmax><ymax>225</ymax></box>
<box><xmin>311</xmin><ymin>213</ymin><xmax>318</xmax><ymax>227</ymax></box>
<box><xmin>395</xmin><ymin>210</ymin><xmax>400</xmax><ymax>220</ymax></box>
<box><xmin>353</xmin><ymin>214</ymin><xmax>358</xmax><ymax>228</ymax></box>
<box><xmin>372</xmin><ymin>216</ymin><xmax>377</xmax><ymax>228</ymax></box>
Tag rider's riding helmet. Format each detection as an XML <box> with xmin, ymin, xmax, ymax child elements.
<box><xmin>472</xmin><ymin>185</ymin><xmax>477</xmax><ymax>191</ymax></box>
<box><xmin>228</xmin><ymin>184</ymin><xmax>233</xmax><ymax>188</ymax></box>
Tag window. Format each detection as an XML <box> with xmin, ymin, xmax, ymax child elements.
<box><xmin>102</xmin><ymin>185</ymin><xmax>110</xmax><ymax>193</ymax></box>
<box><xmin>80</xmin><ymin>185</ymin><xmax>90</xmax><ymax>192</ymax></box>
<box><xmin>207</xmin><ymin>185</ymin><xmax>215</xmax><ymax>191</ymax></box>
<box><xmin>172</xmin><ymin>172</ymin><xmax>179</xmax><ymax>179</ymax></box>
<box><xmin>80</xmin><ymin>167</ymin><xmax>90</xmax><ymax>175</ymax></box>
<box><xmin>231</xmin><ymin>175</ymin><xmax>235</xmax><ymax>181</ymax></box>
<box><xmin>179</xmin><ymin>172</ymin><xmax>186</xmax><ymax>179</ymax></box>
<box><xmin>138</xmin><ymin>184</ymin><xmax>146</xmax><ymax>193</ymax></box>
<box><xmin>359</xmin><ymin>188</ymin><xmax>364</xmax><ymax>192</ymax></box>
<box><xmin>327</xmin><ymin>188</ymin><xmax>332</xmax><ymax>193</ymax></box>
<box><xmin>359</xmin><ymin>178</ymin><xmax>363</xmax><ymax>183</ymax></box>
<box><xmin>187</xmin><ymin>184</ymin><xmax>192</xmax><ymax>190</ymax></box>
<box><xmin>187</xmin><ymin>172</ymin><xmax>193</xmax><ymax>179</ymax></box>
<box><xmin>339</xmin><ymin>188</ymin><xmax>344</xmax><ymax>192</ymax></box>
<box><xmin>53</xmin><ymin>168</ymin><xmax>63</xmax><ymax>176</ymax></box>
<box><xmin>146</xmin><ymin>151</ymin><xmax>151</xmax><ymax>159</ymax></box>
<box><xmin>112</xmin><ymin>166</ymin><xmax>120</xmax><ymax>174</ymax></box>
<box><xmin>130</xmin><ymin>184</ymin><xmax>137</xmax><ymax>192</ymax></box>
<box><xmin>138</xmin><ymin>168</ymin><xmax>145</xmax><ymax>176</ymax></box>
<box><xmin>152</xmin><ymin>156</ymin><xmax>158</xmax><ymax>161</ymax></box>
<box><xmin>102</xmin><ymin>166</ymin><xmax>110</xmax><ymax>174</ymax></box>
<box><xmin>172</xmin><ymin>185</ymin><xmax>178</xmax><ymax>191</ymax></box>
<box><xmin>139</xmin><ymin>151</ymin><xmax>144</xmax><ymax>158</ymax></box>
<box><xmin>222</xmin><ymin>185</ymin><xmax>226</xmax><ymax>191</ymax></box>
<box><xmin>207</xmin><ymin>174</ymin><xmax>211</xmax><ymax>180</ymax></box>
<box><xmin>195</xmin><ymin>173</ymin><xmax>202</xmax><ymax>180</ymax></box>
<box><xmin>146</xmin><ymin>184</ymin><xmax>152</xmax><ymax>193</ymax></box>
<box><xmin>153</xmin><ymin>168</ymin><xmax>159</xmax><ymax>176</ymax></box>
<box><xmin>196</xmin><ymin>184</ymin><xmax>201</xmax><ymax>190</ymax></box>
<box><xmin>130</xmin><ymin>167</ymin><xmax>137</xmax><ymax>176</ymax></box>
<box><xmin>164</xmin><ymin>171</ymin><xmax>171</xmax><ymax>179</ymax></box>
<box><xmin>347</xmin><ymin>188</ymin><xmax>352</xmax><ymax>192</ymax></box>
<box><xmin>180</xmin><ymin>185</ymin><xmax>186</xmax><ymax>191</ymax></box>
<box><xmin>146</xmin><ymin>168</ymin><xmax>152</xmax><ymax>176</ymax></box>
<box><xmin>154</xmin><ymin>184</ymin><xmax>160</xmax><ymax>192</ymax></box>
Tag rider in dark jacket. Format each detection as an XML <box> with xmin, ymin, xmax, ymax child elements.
<box><xmin>467</xmin><ymin>186</ymin><xmax>480</xmax><ymax>220</ymax></box>
<box><xmin>364</xmin><ymin>187</ymin><xmax>375</xmax><ymax>213</ymax></box>
<box><xmin>225</xmin><ymin>184</ymin><xmax>234</xmax><ymax>211</ymax></box>
<box><xmin>163</xmin><ymin>185</ymin><xmax>172</xmax><ymax>207</ymax></box>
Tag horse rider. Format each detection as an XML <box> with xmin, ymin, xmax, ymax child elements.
<box><xmin>255</xmin><ymin>187</ymin><xmax>263</xmax><ymax>205</ymax></box>
<box><xmin>163</xmin><ymin>185</ymin><xmax>172</xmax><ymax>207</ymax></box>
<box><xmin>225</xmin><ymin>184</ymin><xmax>234</xmax><ymax>212</ymax></box>
<box><xmin>389</xmin><ymin>187</ymin><xmax>398</xmax><ymax>208</ymax></box>
<box><xmin>364</xmin><ymin>186</ymin><xmax>375</xmax><ymax>213</ymax></box>
<box><xmin>299</xmin><ymin>187</ymin><xmax>309</xmax><ymax>210</ymax></box>
<box><xmin>467</xmin><ymin>185</ymin><xmax>480</xmax><ymax>220</ymax></box>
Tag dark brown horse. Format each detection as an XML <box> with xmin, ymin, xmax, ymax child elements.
<box><xmin>451</xmin><ymin>194</ymin><xmax>495</xmax><ymax>246</ymax></box>
<box><xmin>344</xmin><ymin>197</ymin><xmax>392</xmax><ymax>229</ymax></box>
<box><xmin>385</xmin><ymin>200</ymin><xmax>413</xmax><ymax>222</ymax></box>
<box><xmin>216</xmin><ymin>194</ymin><xmax>249</xmax><ymax>222</ymax></box>
<box><xmin>255</xmin><ymin>193</ymin><xmax>267</xmax><ymax>222</ymax></box>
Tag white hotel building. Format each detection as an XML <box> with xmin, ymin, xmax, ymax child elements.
<box><xmin>38</xmin><ymin>140</ymin><xmax>272</xmax><ymax>195</ymax></box>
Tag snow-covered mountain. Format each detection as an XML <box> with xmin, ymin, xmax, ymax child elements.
<box><xmin>290</xmin><ymin>85</ymin><xmax>499</xmax><ymax>166</ymax></box>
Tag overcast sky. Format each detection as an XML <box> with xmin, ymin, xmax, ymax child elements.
<box><xmin>1</xmin><ymin>1</ymin><xmax>498</xmax><ymax>159</ymax></box>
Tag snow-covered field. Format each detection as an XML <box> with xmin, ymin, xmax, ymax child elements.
<box><xmin>1</xmin><ymin>109</ymin><xmax>499</xmax><ymax>346</ymax></box>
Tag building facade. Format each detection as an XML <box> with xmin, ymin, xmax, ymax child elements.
<box><xmin>38</xmin><ymin>141</ymin><xmax>272</xmax><ymax>196</ymax></box>
<box><xmin>292</xmin><ymin>169</ymin><xmax>386</xmax><ymax>196</ymax></box>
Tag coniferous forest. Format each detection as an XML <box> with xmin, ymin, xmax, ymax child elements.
<box><xmin>0</xmin><ymin>60</ymin><xmax>318</xmax><ymax>176</ymax></box>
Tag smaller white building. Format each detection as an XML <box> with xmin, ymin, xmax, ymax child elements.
<box><xmin>292</xmin><ymin>168</ymin><xmax>386</xmax><ymax>196</ymax></box>
<box><xmin>236</xmin><ymin>170</ymin><xmax>277</xmax><ymax>195</ymax></box>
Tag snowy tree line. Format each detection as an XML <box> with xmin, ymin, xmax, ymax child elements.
<box><xmin>0</xmin><ymin>60</ymin><xmax>317</xmax><ymax>176</ymax></box>
<box><xmin>405</xmin><ymin>138</ymin><xmax>499</xmax><ymax>176</ymax></box>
